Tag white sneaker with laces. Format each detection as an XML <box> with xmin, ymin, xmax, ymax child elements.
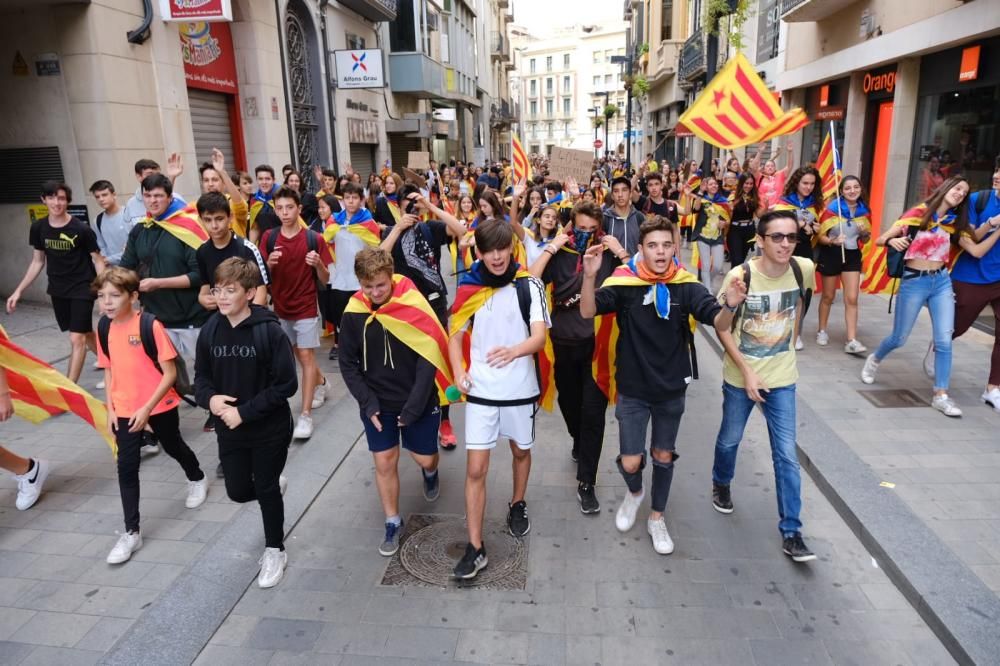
<box><xmin>931</xmin><ymin>394</ymin><xmax>962</xmax><ymax>418</ymax></box>
<box><xmin>258</xmin><ymin>547</ymin><xmax>287</xmax><ymax>588</ymax></box>
<box><xmin>185</xmin><ymin>478</ymin><xmax>208</xmax><ymax>509</ymax></box>
<box><xmin>279</xmin><ymin>474</ymin><xmax>288</xmax><ymax>496</ymax></box>
<box><xmin>293</xmin><ymin>414</ymin><xmax>314</xmax><ymax>440</ymax></box>
<box><xmin>615</xmin><ymin>490</ymin><xmax>644</xmax><ymax>532</ymax></box>
<box><xmin>982</xmin><ymin>387</ymin><xmax>1000</xmax><ymax>413</ymax></box>
<box><xmin>795</xmin><ymin>336</ymin><xmax>804</xmax><ymax>351</ymax></box>
<box><xmin>96</xmin><ymin>380</ymin><xmax>106</xmax><ymax>390</ymax></box>
<box><xmin>844</xmin><ymin>339</ymin><xmax>868</xmax><ymax>355</ymax></box>
<box><xmin>815</xmin><ymin>330</ymin><xmax>829</xmax><ymax>346</ymax></box>
<box><xmin>923</xmin><ymin>342</ymin><xmax>935</xmax><ymax>379</ymax></box>
<box><xmin>107</xmin><ymin>531</ymin><xmax>142</xmax><ymax>564</ymax></box>
<box><xmin>861</xmin><ymin>354</ymin><xmax>879</xmax><ymax>385</ymax></box>
<box><xmin>647</xmin><ymin>516</ymin><xmax>675</xmax><ymax>554</ymax></box>
<box><xmin>311</xmin><ymin>378</ymin><xmax>329</xmax><ymax>409</ymax></box>
<box><xmin>14</xmin><ymin>459</ymin><xmax>49</xmax><ymax>511</ymax></box>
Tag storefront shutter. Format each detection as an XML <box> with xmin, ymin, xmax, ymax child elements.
<box><xmin>348</xmin><ymin>143</ymin><xmax>376</xmax><ymax>176</ymax></box>
<box><xmin>389</xmin><ymin>136</ymin><xmax>422</xmax><ymax>176</ymax></box>
<box><xmin>188</xmin><ymin>89</ymin><xmax>235</xmax><ymax>169</ymax></box>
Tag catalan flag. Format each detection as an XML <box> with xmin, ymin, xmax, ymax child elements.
<box><xmin>678</xmin><ymin>53</ymin><xmax>809</xmax><ymax>149</ymax></box>
<box><xmin>343</xmin><ymin>275</ymin><xmax>454</xmax><ymax>405</ymax></box>
<box><xmin>512</xmin><ymin>134</ymin><xmax>532</xmax><ymax>185</ymax></box>
<box><xmin>0</xmin><ymin>326</ymin><xmax>116</xmax><ymax>455</ymax></box>
<box><xmin>142</xmin><ymin>200</ymin><xmax>209</xmax><ymax>249</ymax></box>
<box><xmin>323</xmin><ymin>208</ymin><xmax>381</xmax><ymax>247</ymax></box>
<box><xmin>860</xmin><ymin>204</ymin><xmax>961</xmax><ymax>295</ymax></box>
<box><xmin>816</xmin><ymin>123</ymin><xmax>842</xmax><ymax>202</ymax></box>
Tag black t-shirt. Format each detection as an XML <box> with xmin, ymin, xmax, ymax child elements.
<box><xmin>382</xmin><ymin>220</ymin><xmax>450</xmax><ymax>298</ymax></box>
<box><xmin>196</xmin><ymin>233</ymin><xmax>270</xmax><ymax>288</ymax></box>
<box><xmin>29</xmin><ymin>216</ymin><xmax>99</xmax><ymax>299</ymax></box>
<box><xmin>594</xmin><ymin>281</ymin><xmax>721</xmax><ymax>397</ymax></box>
<box><xmin>541</xmin><ymin>248</ymin><xmax>617</xmax><ymax>342</ymax></box>
<box><xmin>636</xmin><ymin>195</ymin><xmax>679</xmax><ymax>223</ymax></box>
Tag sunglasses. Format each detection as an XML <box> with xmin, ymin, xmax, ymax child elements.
<box><xmin>765</xmin><ymin>233</ymin><xmax>799</xmax><ymax>244</ymax></box>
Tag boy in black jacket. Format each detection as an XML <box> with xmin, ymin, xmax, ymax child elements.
<box><xmin>194</xmin><ymin>257</ymin><xmax>298</xmax><ymax>589</ymax></box>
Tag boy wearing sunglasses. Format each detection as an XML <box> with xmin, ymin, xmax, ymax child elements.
<box><xmin>711</xmin><ymin>210</ymin><xmax>818</xmax><ymax>563</ymax></box>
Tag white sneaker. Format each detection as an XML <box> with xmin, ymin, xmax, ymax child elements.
<box><xmin>922</xmin><ymin>342</ymin><xmax>935</xmax><ymax>379</ymax></box>
<box><xmin>279</xmin><ymin>474</ymin><xmax>288</xmax><ymax>496</ymax></box>
<box><xmin>815</xmin><ymin>330</ymin><xmax>829</xmax><ymax>346</ymax></box>
<box><xmin>311</xmin><ymin>378</ymin><xmax>329</xmax><ymax>409</ymax></box>
<box><xmin>931</xmin><ymin>394</ymin><xmax>962</xmax><ymax>418</ymax></box>
<box><xmin>14</xmin><ymin>459</ymin><xmax>49</xmax><ymax>511</ymax></box>
<box><xmin>107</xmin><ymin>531</ymin><xmax>142</xmax><ymax>564</ymax></box>
<box><xmin>844</xmin><ymin>339</ymin><xmax>868</xmax><ymax>355</ymax></box>
<box><xmin>95</xmin><ymin>380</ymin><xmax>106</xmax><ymax>390</ymax></box>
<box><xmin>647</xmin><ymin>516</ymin><xmax>675</xmax><ymax>555</ymax></box>
<box><xmin>293</xmin><ymin>414</ymin><xmax>314</xmax><ymax>440</ymax></box>
<box><xmin>795</xmin><ymin>336</ymin><xmax>804</xmax><ymax>351</ymax></box>
<box><xmin>615</xmin><ymin>490</ymin><xmax>644</xmax><ymax>532</ymax></box>
<box><xmin>982</xmin><ymin>387</ymin><xmax>1000</xmax><ymax>413</ymax></box>
<box><xmin>92</xmin><ymin>359</ymin><xmax>101</xmax><ymax>370</ymax></box>
<box><xmin>257</xmin><ymin>547</ymin><xmax>287</xmax><ymax>588</ymax></box>
<box><xmin>185</xmin><ymin>478</ymin><xmax>208</xmax><ymax>509</ymax></box>
<box><xmin>861</xmin><ymin>354</ymin><xmax>879</xmax><ymax>385</ymax></box>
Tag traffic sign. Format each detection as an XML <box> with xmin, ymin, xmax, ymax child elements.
<box><xmin>593</xmin><ymin>139</ymin><xmax>603</xmax><ymax>149</ymax></box>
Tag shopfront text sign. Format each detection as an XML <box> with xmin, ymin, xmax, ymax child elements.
<box><xmin>333</xmin><ymin>50</ymin><xmax>384</xmax><ymax>89</ymax></box>
<box><xmin>160</xmin><ymin>0</ymin><xmax>232</xmax><ymax>22</ymax></box>
<box><xmin>863</xmin><ymin>70</ymin><xmax>895</xmax><ymax>95</ymax></box>
<box><xmin>959</xmin><ymin>46</ymin><xmax>980</xmax><ymax>82</ymax></box>
<box><xmin>180</xmin><ymin>22</ymin><xmax>238</xmax><ymax>94</ymax></box>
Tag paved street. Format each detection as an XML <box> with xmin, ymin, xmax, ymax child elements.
<box><xmin>0</xmin><ymin>298</ymin><xmax>970</xmax><ymax>664</ymax></box>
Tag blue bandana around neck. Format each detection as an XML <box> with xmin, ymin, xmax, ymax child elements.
<box><xmin>782</xmin><ymin>192</ymin><xmax>816</xmax><ymax>210</ymax></box>
<box><xmin>625</xmin><ymin>255</ymin><xmax>673</xmax><ymax>320</ymax></box>
<box><xmin>826</xmin><ymin>198</ymin><xmax>871</xmax><ymax>222</ymax></box>
<box><xmin>573</xmin><ymin>230</ymin><xmax>593</xmax><ymax>254</ymax></box>
<box><xmin>253</xmin><ymin>185</ymin><xmax>279</xmax><ymax>205</ymax></box>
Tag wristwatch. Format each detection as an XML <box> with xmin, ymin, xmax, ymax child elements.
<box><xmin>723</xmin><ymin>301</ymin><xmax>739</xmax><ymax>313</ymax></box>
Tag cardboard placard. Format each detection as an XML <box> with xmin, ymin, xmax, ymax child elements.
<box><xmin>547</xmin><ymin>147</ymin><xmax>593</xmax><ymax>186</ymax></box>
<box><xmin>402</xmin><ymin>167</ymin><xmax>426</xmax><ymax>189</ymax></box>
<box><xmin>407</xmin><ymin>151</ymin><xmax>430</xmax><ymax>170</ymax></box>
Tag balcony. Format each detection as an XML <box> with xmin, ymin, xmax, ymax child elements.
<box><xmin>781</xmin><ymin>0</ymin><xmax>859</xmax><ymax>22</ymax></box>
<box><xmin>491</xmin><ymin>32</ymin><xmax>506</xmax><ymax>61</ymax></box>
<box><xmin>338</xmin><ymin>0</ymin><xmax>397</xmax><ymax>22</ymax></box>
<box><xmin>649</xmin><ymin>40</ymin><xmax>681</xmax><ymax>84</ymax></box>
<box><xmin>490</xmin><ymin>100</ymin><xmax>516</xmax><ymax>128</ymax></box>
<box><xmin>388</xmin><ymin>53</ymin><xmax>444</xmax><ymax>98</ymax></box>
<box><xmin>497</xmin><ymin>0</ymin><xmax>509</xmax><ymax>7</ymax></box>
<box><xmin>678</xmin><ymin>30</ymin><xmax>706</xmax><ymax>84</ymax></box>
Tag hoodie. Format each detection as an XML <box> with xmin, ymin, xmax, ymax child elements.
<box><xmin>602</xmin><ymin>205</ymin><xmax>645</xmax><ymax>256</ymax></box>
<box><xmin>194</xmin><ymin>306</ymin><xmax>298</xmax><ymax>449</ymax></box>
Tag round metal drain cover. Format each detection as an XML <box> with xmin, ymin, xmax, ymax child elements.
<box><xmin>399</xmin><ymin>518</ymin><xmax>526</xmax><ymax>587</ymax></box>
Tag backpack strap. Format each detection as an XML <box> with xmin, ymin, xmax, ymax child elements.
<box><xmin>513</xmin><ymin>277</ymin><xmax>543</xmax><ymax>402</ymax></box>
<box><xmin>97</xmin><ymin>316</ymin><xmax>111</xmax><ymax>359</ymax></box>
<box><xmin>95</xmin><ymin>212</ymin><xmax>105</xmax><ymax>233</ymax></box>
<box><xmin>305</xmin><ymin>229</ymin><xmax>319</xmax><ymax>254</ymax></box>
<box><xmin>265</xmin><ymin>228</ymin><xmax>278</xmax><ymax>255</ymax></box>
<box><xmin>731</xmin><ymin>262</ymin><xmax>752</xmax><ymax>331</ymax></box>
<box><xmin>974</xmin><ymin>189</ymin><xmax>990</xmax><ymax>218</ymax></box>
<box><xmin>789</xmin><ymin>257</ymin><xmax>805</xmax><ymax>302</ymax></box>
<box><xmin>138</xmin><ymin>311</ymin><xmax>163</xmax><ymax>373</ymax></box>
<box><xmin>252</xmin><ymin>319</ymin><xmax>272</xmax><ymax>368</ymax></box>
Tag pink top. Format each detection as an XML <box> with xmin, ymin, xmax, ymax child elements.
<box><xmin>904</xmin><ymin>228</ymin><xmax>952</xmax><ymax>263</ymax></box>
<box><xmin>757</xmin><ymin>172</ymin><xmax>787</xmax><ymax>210</ymax></box>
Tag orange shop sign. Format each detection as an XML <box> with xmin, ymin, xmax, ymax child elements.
<box><xmin>863</xmin><ymin>70</ymin><xmax>895</xmax><ymax>95</ymax></box>
<box><xmin>959</xmin><ymin>46</ymin><xmax>980</xmax><ymax>82</ymax></box>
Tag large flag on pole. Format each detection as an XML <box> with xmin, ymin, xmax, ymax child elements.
<box><xmin>0</xmin><ymin>325</ymin><xmax>116</xmax><ymax>455</ymax></box>
<box><xmin>816</xmin><ymin>123</ymin><xmax>842</xmax><ymax>201</ymax></box>
<box><xmin>512</xmin><ymin>134</ymin><xmax>532</xmax><ymax>184</ymax></box>
<box><xmin>678</xmin><ymin>53</ymin><xmax>809</xmax><ymax>149</ymax></box>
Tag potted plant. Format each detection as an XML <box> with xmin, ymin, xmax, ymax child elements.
<box><xmin>631</xmin><ymin>74</ymin><xmax>650</xmax><ymax>98</ymax></box>
<box><xmin>603</xmin><ymin>104</ymin><xmax>618</xmax><ymax>120</ymax></box>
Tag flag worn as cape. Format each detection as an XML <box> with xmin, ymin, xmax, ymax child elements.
<box><xmin>142</xmin><ymin>199</ymin><xmax>209</xmax><ymax>250</ymax></box>
<box><xmin>344</xmin><ymin>275</ymin><xmax>454</xmax><ymax>405</ymax></box>
<box><xmin>323</xmin><ymin>207</ymin><xmax>380</xmax><ymax>247</ymax></box>
<box><xmin>0</xmin><ymin>325</ymin><xmax>116</xmax><ymax>455</ymax></box>
<box><xmin>591</xmin><ymin>257</ymin><xmax>699</xmax><ymax>403</ymax></box>
<box><xmin>861</xmin><ymin>204</ymin><xmax>961</xmax><ymax>295</ymax></box>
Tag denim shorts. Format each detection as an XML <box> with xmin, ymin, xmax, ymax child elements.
<box><xmin>615</xmin><ymin>392</ymin><xmax>686</xmax><ymax>457</ymax></box>
<box><xmin>362</xmin><ymin>404</ymin><xmax>441</xmax><ymax>455</ymax></box>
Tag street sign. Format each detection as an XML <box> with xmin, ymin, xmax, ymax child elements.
<box><xmin>593</xmin><ymin>139</ymin><xmax>603</xmax><ymax>149</ymax></box>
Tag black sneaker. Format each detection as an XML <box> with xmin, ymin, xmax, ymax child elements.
<box><xmin>453</xmin><ymin>542</ymin><xmax>488</xmax><ymax>579</ymax></box>
<box><xmin>507</xmin><ymin>500</ymin><xmax>530</xmax><ymax>537</ymax></box>
<box><xmin>422</xmin><ymin>469</ymin><xmax>440</xmax><ymax>502</ymax></box>
<box><xmin>712</xmin><ymin>483</ymin><xmax>734</xmax><ymax>514</ymax></box>
<box><xmin>215</xmin><ymin>462</ymin><xmax>225</xmax><ymax>479</ymax></box>
<box><xmin>782</xmin><ymin>533</ymin><xmax>817</xmax><ymax>563</ymax></box>
<box><xmin>328</xmin><ymin>346</ymin><xmax>339</xmax><ymax>361</ymax></box>
<box><xmin>140</xmin><ymin>431</ymin><xmax>160</xmax><ymax>455</ymax></box>
<box><xmin>203</xmin><ymin>414</ymin><xmax>215</xmax><ymax>432</ymax></box>
<box><xmin>577</xmin><ymin>483</ymin><xmax>600</xmax><ymax>514</ymax></box>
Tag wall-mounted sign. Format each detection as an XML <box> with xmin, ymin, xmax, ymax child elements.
<box><xmin>348</xmin><ymin>118</ymin><xmax>379</xmax><ymax>143</ymax></box>
<box><xmin>179</xmin><ymin>22</ymin><xmax>237</xmax><ymax>94</ymax></box>
<box><xmin>333</xmin><ymin>49</ymin><xmax>384</xmax><ymax>89</ymax></box>
<box><xmin>862</xmin><ymin>69</ymin><xmax>895</xmax><ymax>96</ymax></box>
<box><xmin>959</xmin><ymin>45</ymin><xmax>980</xmax><ymax>82</ymax></box>
<box><xmin>35</xmin><ymin>53</ymin><xmax>60</xmax><ymax>77</ymax></box>
<box><xmin>160</xmin><ymin>0</ymin><xmax>232</xmax><ymax>22</ymax></box>
<box><xmin>12</xmin><ymin>51</ymin><xmax>29</xmax><ymax>76</ymax></box>
<box><xmin>815</xmin><ymin>106</ymin><xmax>845</xmax><ymax>121</ymax></box>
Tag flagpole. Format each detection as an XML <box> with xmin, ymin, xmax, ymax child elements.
<box><xmin>829</xmin><ymin>121</ymin><xmax>846</xmax><ymax>263</ymax></box>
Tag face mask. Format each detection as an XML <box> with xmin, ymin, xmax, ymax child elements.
<box><xmin>573</xmin><ymin>230</ymin><xmax>593</xmax><ymax>254</ymax></box>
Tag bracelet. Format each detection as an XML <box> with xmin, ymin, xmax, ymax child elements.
<box><xmin>723</xmin><ymin>301</ymin><xmax>739</xmax><ymax>313</ymax></box>
<box><xmin>545</xmin><ymin>247</ymin><xmax>557</xmax><ymax>256</ymax></box>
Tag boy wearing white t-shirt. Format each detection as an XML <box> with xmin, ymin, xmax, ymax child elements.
<box><xmin>448</xmin><ymin>219</ymin><xmax>549</xmax><ymax>580</ymax></box>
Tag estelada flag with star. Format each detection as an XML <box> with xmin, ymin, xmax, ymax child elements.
<box><xmin>678</xmin><ymin>53</ymin><xmax>809</xmax><ymax>149</ymax></box>
<box><xmin>0</xmin><ymin>325</ymin><xmax>117</xmax><ymax>455</ymax></box>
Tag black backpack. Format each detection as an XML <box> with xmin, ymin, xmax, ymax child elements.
<box><xmin>731</xmin><ymin>258</ymin><xmax>806</xmax><ymax>331</ymax></box>
<box><xmin>97</xmin><ymin>312</ymin><xmax>194</xmax><ymax>399</ymax></box>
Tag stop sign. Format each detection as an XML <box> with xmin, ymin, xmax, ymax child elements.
<box><xmin>594</xmin><ymin>139</ymin><xmax>603</xmax><ymax>149</ymax></box>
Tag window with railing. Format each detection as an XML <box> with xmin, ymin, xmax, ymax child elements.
<box><xmin>563</xmin><ymin>54</ymin><xmax>570</xmax><ymax>68</ymax></box>
<box><xmin>593</xmin><ymin>75</ymin><xmax>600</xmax><ymax>87</ymax></box>
<box><xmin>563</xmin><ymin>76</ymin><xmax>570</xmax><ymax>93</ymax></box>
<box><xmin>530</xmin><ymin>100</ymin><xmax>537</xmax><ymax>116</ymax></box>
<box><xmin>529</xmin><ymin>79</ymin><xmax>537</xmax><ymax>96</ymax></box>
<box><xmin>530</xmin><ymin>58</ymin><xmax>536</xmax><ymax>73</ymax></box>
<box><xmin>564</xmin><ymin>121</ymin><xmax>571</xmax><ymax>137</ymax></box>
<box><xmin>546</xmin><ymin>78</ymin><xmax>553</xmax><ymax>94</ymax></box>
<box><xmin>592</xmin><ymin>50</ymin><xmax>600</xmax><ymax>63</ymax></box>
<box><xmin>661</xmin><ymin>0</ymin><xmax>673</xmax><ymax>40</ymax></box>
<box><xmin>547</xmin><ymin>122</ymin><xmax>553</xmax><ymax>138</ymax></box>
<box><xmin>546</xmin><ymin>99</ymin><xmax>553</xmax><ymax>116</ymax></box>
<box><xmin>563</xmin><ymin>98</ymin><xmax>570</xmax><ymax>115</ymax></box>
<box><xmin>546</xmin><ymin>55</ymin><xmax>552</xmax><ymax>71</ymax></box>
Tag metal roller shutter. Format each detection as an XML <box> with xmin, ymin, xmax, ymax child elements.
<box><xmin>390</xmin><ymin>136</ymin><xmax>422</xmax><ymax>175</ymax></box>
<box><xmin>348</xmin><ymin>143</ymin><xmax>375</xmax><ymax>176</ymax></box>
<box><xmin>188</xmin><ymin>89</ymin><xmax>236</xmax><ymax>169</ymax></box>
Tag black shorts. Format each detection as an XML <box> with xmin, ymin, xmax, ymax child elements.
<box><xmin>51</xmin><ymin>296</ymin><xmax>95</xmax><ymax>333</ymax></box>
<box><xmin>323</xmin><ymin>289</ymin><xmax>354</xmax><ymax>330</ymax></box>
<box><xmin>817</xmin><ymin>247</ymin><xmax>862</xmax><ymax>276</ymax></box>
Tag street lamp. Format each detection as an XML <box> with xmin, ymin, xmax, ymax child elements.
<box><xmin>610</xmin><ymin>53</ymin><xmax>633</xmax><ymax>168</ymax></box>
<box><xmin>591</xmin><ymin>106</ymin><xmax>600</xmax><ymax>159</ymax></box>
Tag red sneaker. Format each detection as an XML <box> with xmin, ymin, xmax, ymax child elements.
<box><xmin>438</xmin><ymin>419</ymin><xmax>457</xmax><ymax>450</ymax></box>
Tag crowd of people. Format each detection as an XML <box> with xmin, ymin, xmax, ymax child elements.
<box><xmin>2</xmin><ymin>140</ymin><xmax>999</xmax><ymax>589</ymax></box>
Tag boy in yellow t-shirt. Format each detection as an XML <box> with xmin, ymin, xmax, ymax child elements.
<box><xmin>712</xmin><ymin>210</ymin><xmax>818</xmax><ymax>564</ymax></box>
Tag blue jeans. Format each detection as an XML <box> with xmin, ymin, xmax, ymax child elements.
<box><xmin>712</xmin><ymin>383</ymin><xmax>802</xmax><ymax>537</ymax></box>
<box><xmin>873</xmin><ymin>270</ymin><xmax>955</xmax><ymax>391</ymax></box>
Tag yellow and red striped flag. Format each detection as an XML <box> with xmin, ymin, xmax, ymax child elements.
<box><xmin>0</xmin><ymin>325</ymin><xmax>116</xmax><ymax>455</ymax></box>
<box><xmin>512</xmin><ymin>134</ymin><xmax>532</xmax><ymax>185</ymax></box>
<box><xmin>678</xmin><ymin>53</ymin><xmax>809</xmax><ymax>149</ymax></box>
<box><xmin>816</xmin><ymin>124</ymin><xmax>842</xmax><ymax>202</ymax></box>
<box><xmin>144</xmin><ymin>201</ymin><xmax>209</xmax><ymax>249</ymax></box>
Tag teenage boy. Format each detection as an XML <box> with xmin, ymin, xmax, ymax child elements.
<box><xmin>7</xmin><ymin>181</ymin><xmax>105</xmax><ymax>384</ymax></box>
<box><xmin>340</xmin><ymin>248</ymin><xmax>449</xmax><ymax>556</ymax></box>
<box><xmin>249</xmin><ymin>164</ymin><xmax>281</xmax><ymax>241</ymax></box>
<box><xmin>199</xmin><ymin>148</ymin><xmax>249</xmax><ymax>237</ymax></box>
<box><xmin>259</xmin><ymin>187</ymin><xmax>333</xmax><ymax>440</ymax></box>
<box><xmin>580</xmin><ymin>216</ymin><xmax>745</xmax><ymax>555</ymax></box>
<box><xmin>711</xmin><ymin>210</ymin><xmax>818</xmax><ymax>563</ymax></box>
<box><xmin>449</xmin><ymin>219</ymin><xmax>549</xmax><ymax>579</ymax></box>
<box><xmin>379</xmin><ymin>185</ymin><xmax>468</xmax><ymax>450</ymax></box>
<box><xmin>315</xmin><ymin>168</ymin><xmax>337</xmax><ymax>198</ymax></box>
<box><xmin>90</xmin><ymin>180</ymin><xmax>131</xmax><ymax>266</ymax></box>
<box><xmin>602</xmin><ymin>176</ymin><xmax>645</xmax><ymax>256</ymax></box>
<box><xmin>528</xmin><ymin>201</ymin><xmax>622</xmax><ymax>513</ymax></box>
<box><xmin>194</xmin><ymin>257</ymin><xmax>298</xmax><ymax>588</ymax></box>
<box><xmin>631</xmin><ymin>172</ymin><xmax>683</xmax><ymax>249</ymax></box>
<box><xmin>124</xmin><ymin>156</ymin><xmax>184</xmax><ymax>227</ymax></box>
<box><xmin>95</xmin><ymin>267</ymin><xmax>207</xmax><ymax>565</ymax></box>
<box><xmin>0</xmin><ymin>367</ymin><xmax>50</xmax><ymax>510</ymax></box>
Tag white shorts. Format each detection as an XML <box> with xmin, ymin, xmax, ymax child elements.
<box><xmin>464</xmin><ymin>402</ymin><xmax>535</xmax><ymax>450</ymax></box>
<box><xmin>165</xmin><ymin>326</ymin><xmax>200</xmax><ymax>365</ymax></box>
<box><xmin>279</xmin><ymin>316</ymin><xmax>321</xmax><ymax>349</ymax></box>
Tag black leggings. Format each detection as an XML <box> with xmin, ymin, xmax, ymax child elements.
<box><xmin>116</xmin><ymin>408</ymin><xmax>204</xmax><ymax>532</ymax></box>
<box><xmin>552</xmin><ymin>338</ymin><xmax>609</xmax><ymax>485</ymax></box>
<box><xmin>220</xmin><ymin>441</ymin><xmax>289</xmax><ymax>549</ymax></box>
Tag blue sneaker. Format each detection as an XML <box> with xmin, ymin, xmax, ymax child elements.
<box><xmin>422</xmin><ymin>470</ymin><xmax>440</xmax><ymax>502</ymax></box>
<box><xmin>379</xmin><ymin>520</ymin><xmax>403</xmax><ymax>557</ymax></box>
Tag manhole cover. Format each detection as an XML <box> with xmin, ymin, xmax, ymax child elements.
<box><xmin>857</xmin><ymin>389</ymin><xmax>927</xmax><ymax>408</ymax></box>
<box><xmin>380</xmin><ymin>513</ymin><xmax>527</xmax><ymax>590</ymax></box>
